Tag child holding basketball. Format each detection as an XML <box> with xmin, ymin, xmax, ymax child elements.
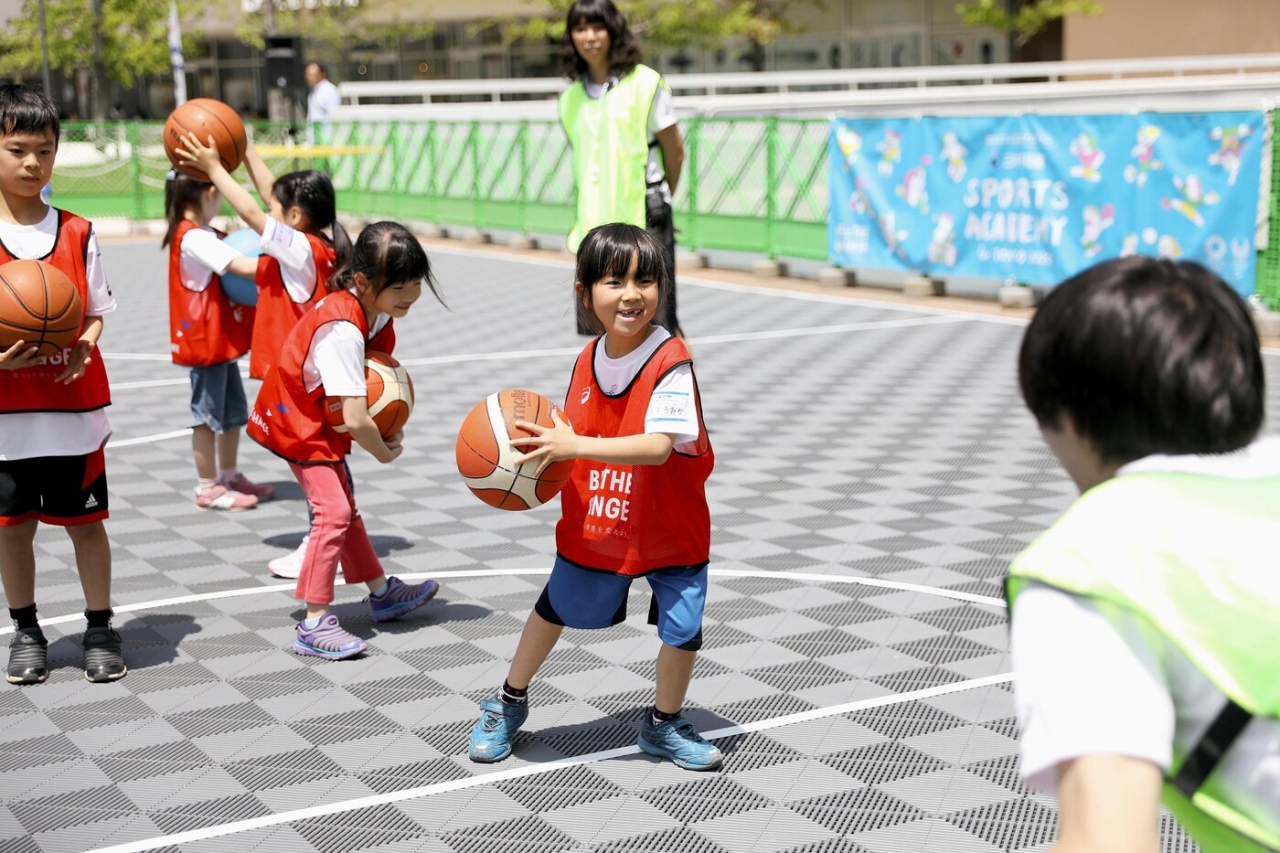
<box><xmin>1008</xmin><ymin>256</ymin><xmax>1278</xmax><ymax>851</ymax></box>
<box><xmin>178</xmin><ymin>131</ymin><xmax>350</xmax><ymax>573</ymax></box>
<box><xmin>468</xmin><ymin>223</ymin><xmax>720</xmax><ymax>771</ymax></box>
<box><xmin>0</xmin><ymin>84</ymin><xmax>125</xmax><ymax>684</ymax></box>
<box><xmin>247</xmin><ymin>222</ymin><xmax>444</xmax><ymax>660</ymax></box>
<box><xmin>162</xmin><ymin>171</ymin><xmax>275</xmax><ymax>511</ymax></box>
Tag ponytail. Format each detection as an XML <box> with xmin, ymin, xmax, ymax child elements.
<box><xmin>161</xmin><ymin>170</ymin><xmax>214</xmax><ymax>249</ymax></box>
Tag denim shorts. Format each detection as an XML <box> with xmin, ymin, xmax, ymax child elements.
<box><xmin>190</xmin><ymin>361</ymin><xmax>248</xmax><ymax>434</ymax></box>
<box><xmin>535</xmin><ymin>556</ymin><xmax>708</xmax><ymax>649</ymax></box>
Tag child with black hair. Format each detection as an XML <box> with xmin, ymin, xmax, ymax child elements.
<box><xmin>162</xmin><ymin>171</ymin><xmax>273</xmax><ymax>511</ymax></box>
<box><xmin>468</xmin><ymin>223</ymin><xmax>719</xmax><ymax>771</ymax></box>
<box><xmin>1008</xmin><ymin>256</ymin><xmax>1279</xmax><ymax>852</ymax></box>
<box><xmin>247</xmin><ymin>222</ymin><xmax>444</xmax><ymax>659</ymax></box>
<box><xmin>0</xmin><ymin>84</ymin><xmax>125</xmax><ymax>684</ymax></box>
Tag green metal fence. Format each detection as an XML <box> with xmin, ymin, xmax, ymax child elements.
<box><xmin>50</xmin><ymin>115</ymin><xmax>1280</xmax><ymax>301</ymax></box>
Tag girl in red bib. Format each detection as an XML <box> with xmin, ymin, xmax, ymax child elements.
<box><xmin>248</xmin><ymin>222</ymin><xmax>444</xmax><ymax>660</ymax></box>
<box><xmin>468</xmin><ymin>223</ymin><xmax>720</xmax><ymax>771</ymax></box>
<box><xmin>162</xmin><ymin>171</ymin><xmax>274</xmax><ymax>511</ymax></box>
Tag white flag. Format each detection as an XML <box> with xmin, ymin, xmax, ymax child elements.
<box><xmin>168</xmin><ymin>0</ymin><xmax>187</xmax><ymax>105</ymax></box>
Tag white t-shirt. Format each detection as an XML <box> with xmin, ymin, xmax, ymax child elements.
<box><xmin>302</xmin><ymin>308</ymin><xmax>391</xmax><ymax>397</ymax></box>
<box><xmin>307</xmin><ymin>78</ymin><xmax>341</xmax><ymax>124</ymax></box>
<box><xmin>260</xmin><ymin>217</ymin><xmax>317</xmax><ymax>305</ymax></box>
<box><xmin>583</xmin><ymin>75</ymin><xmax>678</xmax><ymax>202</ymax></box>
<box><xmin>178</xmin><ymin>226</ymin><xmax>241</xmax><ymax>292</ymax></box>
<box><xmin>592</xmin><ymin>326</ymin><xmax>699</xmax><ymax>449</ymax></box>
<box><xmin>0</xmin><ymin>208</ymin><xmax>115</xmax><ymax>460</ymax></box>
<box><xmin>1013</xmin><ymin>440</ymin><xmax>1280</xmax><ymax>840</ymax></box>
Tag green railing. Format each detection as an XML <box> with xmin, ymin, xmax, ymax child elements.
<box><xmin>48</xmin><ymin>115</ymin><xmax>1280</xmax><ymax>302</ymax></box>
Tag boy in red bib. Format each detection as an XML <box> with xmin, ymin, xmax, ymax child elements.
<box><xmin>0</xmin><ymin>85</ymin><xmax>125</xmax><ymax>684</ymax></box>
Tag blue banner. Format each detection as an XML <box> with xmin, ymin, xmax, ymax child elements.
<box><xmin>828</xmin><ymin>112</ymin><xmax>1265</xmax><ymax>295</ymax></box>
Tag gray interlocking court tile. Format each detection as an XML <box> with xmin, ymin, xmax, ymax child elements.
<box><xmin>4</xmin><ymin>238</ymin><xmax>1276</xmax><ymax>853</ymax></box>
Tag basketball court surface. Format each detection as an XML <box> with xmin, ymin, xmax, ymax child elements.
<box><xmin>3</xmin><ymin>241</ymin><xmax>1277</xmax><ymax>853</ymax></box>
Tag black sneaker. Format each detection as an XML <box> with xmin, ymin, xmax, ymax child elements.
<box><xmin>7</xmin><ymin>626</ymin><xmax>49</xmax><ymax>685</ymax></box>
<box><xmin>82</xmin><ymin>626</ymin><xmax>127</xmax><ymax>683</ymax></box>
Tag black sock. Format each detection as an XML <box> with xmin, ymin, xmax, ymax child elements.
<box><xmin>652</xmin><ymin>706</ymin><xmax>680</xmax><ymax>724</ymax></box>
<box><xmin>85</xmin><ymin>608</ymin><xmax>113</xmax><ymax>630</ymax></box>
<box><xmin>501</xmin><ymin>680</ymin><xmax>528</xmax><ymax>704</ymax></box>
<box><xmin>9</xmin><ymin>604</ymin><xmax>38</xmax><ymax>631</ymax></box>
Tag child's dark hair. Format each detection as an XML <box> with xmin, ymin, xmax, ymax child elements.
<box><xmin>329</xmin><ymin>221</ymin><xmax>444</xmax><ymax>306</ymax></box>
<box><xmin>575</xmin><ymin>223</ymin><xmax>668</xmax><ymax>334</ymax></box>
<box><xmin>560</xmin><ymin>0</ymin><xmax>642</xmax><ymax>80</ymax></box>
<box><xmin>161</xmin><ymin>171</ymin><xmax>214</xmax><ymax>249</ymax></box>
<box><xmin>272</xmin><ymin>170</ymin><xmax>352</xmax><ymax>267</ymax></box>
<box><xmin>1019</xmin><ymin>255</ymin><xmax>1264</xmax><ymax>463</ymax></box>
<box><xmin>0</xmin><ymin>84</ymin><xmax>60</xmax><ymax>143</ymax></box>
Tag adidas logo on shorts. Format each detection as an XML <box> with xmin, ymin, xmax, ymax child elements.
<box><xmin>84</xmin><ymin>494</ymin><xmax>98</xmax><ymax>510</ymax></box>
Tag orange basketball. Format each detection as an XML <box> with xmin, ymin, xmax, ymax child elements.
<box><xmin>163</xmin><ymin>98</ymin><xmax>247</xmax><ymax>180</ymax></box>
<box><xmin>455</xmin><ymin>389</ymin><xmax>575</xmax><ymax>511</ymax></box>
<box><xmin>324</xmin><ymin>351</ymin><xmax>414</xmax><ymax>440</ymax></box>
<box><xmin>0</xmin><ymin>259</ymin><xmax>84</xmax><ymax>358</ymax></box>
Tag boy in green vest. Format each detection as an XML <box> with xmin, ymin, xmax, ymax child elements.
<box><xmin>1009</xmin><ymin>255</ymin><xmax>1278</xmax><ymax>852</ymax></box>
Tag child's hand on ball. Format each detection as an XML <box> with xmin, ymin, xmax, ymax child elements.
<box><xmin>56</xmin><ymin>340</ymin><xmax>94</xmax><ymax>384</ymax></box>
<box><xmin>0</xmin><ymin>340</ymin><xmax>40</xmax><ymax>371</ymax></box>
<box><xmin>511</xmin><ymin>408</ymin><xmax>578</xmax><ymax>476</ymax></box>
<box><xmin>176</xmin><ymin>133</ymin><xmax>224</xmax><ymax>175</ymax></box>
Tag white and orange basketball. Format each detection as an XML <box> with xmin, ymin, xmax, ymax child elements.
<box><xmin>324</xmin><ymin>351</ymin><xmax>413</xmax><ymax>440</ymax></box>
<box><xmin>455</xmin><ymin>389</ymin><xmax>575</xmax><ymax>511</ymax></box>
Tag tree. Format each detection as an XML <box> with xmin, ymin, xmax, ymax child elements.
<box><xmin>0</xmin><ymin>0</ymin><xmax>182</xmax><ymax>118</ymax></box>
<box><xmin>957</xmin><ymin>0</ymin><xmax>1102</xmax><ymax>47</ymax></box>
<box><xmin>493</xmin><ymin>0</ymin><xmax>808</xmax><ymax>67</ymax></box>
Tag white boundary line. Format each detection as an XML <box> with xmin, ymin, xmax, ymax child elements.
<box><xmin>86</xmin><ymin>672</ymin><xmax>1013</xmax><ymax>853</ymax></box>
<box><xmin>0</xmin><ymin>566</ymin><xmax>1006</xmax><ymax>637</ymax></box>
<box><xmin>106</xmin><ymin>430</ymin><xmax>191</xmax><ymax>449</ymax></box>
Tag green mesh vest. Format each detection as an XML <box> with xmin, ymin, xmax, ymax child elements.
<box><xmin>559</xmin><ymin>64</ymin><xmax>665</xmax><ymax>253</ymax></box>
<box><xmin>1007</xmin><ymin>463</ymin><xmax>1280</xmax><ymax>852</ymax></box>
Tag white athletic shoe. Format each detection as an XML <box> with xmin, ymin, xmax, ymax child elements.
<box><xmin>269</xmin><ymin>535</ymin><xmax>309</xmax><ymax>579</ymax></box>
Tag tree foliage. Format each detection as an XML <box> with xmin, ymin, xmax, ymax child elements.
<box><xmin>0</xmin><ymin>0</ymin><xmax>178</xmax><ymax>86</ymax></box>
<box><xmin>494</xmin><ymin>0</ymin><xmax>806</xmax><ymax>52</ymax></box>
<box><xmin>230</xmin><ymin>0</ymin><xmax>435</xmax><ymax>56</ymax></box>
<box><xmin>957</xmin><ymin>0</ymin><xmax>1103</xmax><ymax>46</ymax></box>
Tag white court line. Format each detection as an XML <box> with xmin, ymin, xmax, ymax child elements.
<box><xmin>86</xmin><ymin>671</ymin><xmax>1014</xmax><ymax>853</ymax></box>
<box><xmin>0</xmin><ymin>566</ymin><xmax>1006</xmax><ymax>637</ymax></box>
<box><xmin>106</xmin><ymin>429</ymin><xmax>191</xmax><ymax>449</ymax></box>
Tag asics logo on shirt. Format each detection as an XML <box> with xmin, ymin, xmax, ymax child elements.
<box><xmin>581</xmin><ymin>386</ymin><xmax>591</xmax><ymax>404</ymax></box>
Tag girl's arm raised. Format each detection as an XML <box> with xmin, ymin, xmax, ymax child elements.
<box><xmin>241</xmin><ymin>138</ymin><xmax>277</xmax><ymax>208</ymax></box>
<box><xmin>175</xmin><ymin>134</ymin><xmax>268</xmax><ymax>234</ymax></box>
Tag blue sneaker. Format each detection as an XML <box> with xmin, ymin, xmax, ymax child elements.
<box><xmin>638</xmin><ymin>715</ymin><xmax>723</xmax><ymax>771</ymax></box>
<box><xmin>369</xmin><ymin>576</ymin><xmax>439</xmax><ymax>623</ymax></box>
<box><xmin>468</xmin><ymin>696</ymin><xmax>529</xmax><ymax>763</ymax></box>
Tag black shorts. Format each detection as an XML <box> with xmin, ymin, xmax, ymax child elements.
<box><xmin>0</xmin><ymin>449</ymin><xmax>109</xmax><ymax>527</ymax></box>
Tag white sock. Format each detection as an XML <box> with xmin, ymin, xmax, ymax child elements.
<box><xmin>197</xmin><ymin>477</ymin><xmax>217</xmax><ymax>494</ymax></box>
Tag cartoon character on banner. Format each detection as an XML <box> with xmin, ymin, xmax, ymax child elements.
<box><xmin>877</xmin><ymin>128</ymin><xmax>902</xmax><ymax>177</ymax></box>
<box><xmin>1162</xmin><ymin>175</ymin><xmax>1220</xmax><ymax>227</ymax></box>
<box><xmin>1137</xmin><ymin>226</ymin><xmax>1183</xmax><ymax>260</ymax></box>
<box><xmin>940</xmin><ymin>132</ymin><xmax>968</xmax><ymax>182</ymax></box>
<box><xmin>837</xmin><ymin>126</ymin><xmax>863</xmax><ymax>171</ymax></box>
<box><xmin>1208</xmin><ymin>124</ymin><xmax>1253</xmax><ymax>186</ymax></box>
<box><xmin>927</xmin><ymin>213</ymin><xmax>957</xmax><ymax>267</ymax></box>
<box><xmin>1120</xmin><ymin>233</ymin><xmax>1140</xmax><ymax>257</ymax></box>
<box><xmin>1081</xmin><ymin>204</ymin><xmax>1116</xmax><ymax>258</ymax></box>
<box><xmin>1123</xmin><ymin>126</ymin><xmax>1163</xmax><ymax>188</ymax></box>
<box><xmin>1069</xmin><ymin>133</ymin><xmax>1105</xmax><ymax>183</ymax></box>
<box><xmin>896</xmin><ymin>157</ymin><xmax>931</xmax><ymax>214</ymax></box>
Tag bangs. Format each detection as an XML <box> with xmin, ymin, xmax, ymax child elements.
<box><xmin>579</xmin><ymin>223</ymin><xmax>668</xmax><ymax>286</ymax></box>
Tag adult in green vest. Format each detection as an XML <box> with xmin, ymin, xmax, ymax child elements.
<box><xmin>559</xmin><ymin>0</ymin><xmax>686</xmax><ymax>337</ymax></box>
<box><xmin>1009</xmin><ymin>255</ymin><xmax>1278</xmax><ymax>852</ymax></box>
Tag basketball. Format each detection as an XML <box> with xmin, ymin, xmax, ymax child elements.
<box><xmin>163</xmin><ymin>98</ymin><xmax>247</xmax><ymax>180</ymax></box>
<box><xmin>219</xmin><ymin>228</ymin><xmax>260</xmax><ymax>305</ymax></box>
<box><xmin>324</xmin><ymin>351</ymin><xmax>414</xmax><ymax>440</ymax></box>
<box><xmin>0</xmin><ymin>259</ymin><xmax>84</xmax><ymax>358</ymax></box>
<box><xmin>455</xmin><ymin>389</ymin><xmax>576</xmax><ymax>511</ymax></box>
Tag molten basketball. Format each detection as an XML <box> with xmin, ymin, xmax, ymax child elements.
<box><xmin>455</xmin><ymin>389</ymin><xmax>575</xmax><ymax>511</ymax></box>
<box><xmin>163</xmin><ymin>98</ymin><xmax>247</xmax><ymax>180</ymax></box>
<box><xmin>0</xmin><ymin>259</ymin><xmax>84</xmax><ymax>358</ymax></box>
<box><xmin>324</xmin><ymin>351</ymin><xmax>414</xmax><ymax>440</ymax></box>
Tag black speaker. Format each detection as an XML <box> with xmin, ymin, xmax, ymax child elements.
<box><xmin>264</xmin><ymin>35</ymin><xmax>305</xmax><ymax>91</ymax></box>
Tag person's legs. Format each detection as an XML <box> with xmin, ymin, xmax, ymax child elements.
<box><xmin>0</xmin><ymin>520</ymin><xmax>38</xmax><ymax>611</ymax></box>
<box><xmin>192</xmin><ymin>425</ymin><xmax>217</xmax><ymax>481</ymax></box>
<box><xmin>215</xmin><ymin>366</ymin><xmax>272</xmax><ymax>499</ymax></box>
<box><xmin>192</xmin><ymin>365</ymin><xmax>258</xmax><ymax>510</ymax></box>
<box><xmin>646</xmin><ymin>192</ymin><xmax>682</xmax><ymax>337</ymax></box>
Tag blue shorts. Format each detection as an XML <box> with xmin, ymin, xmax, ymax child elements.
<box><xmin>536</xmin><ymin>557</ymin><xmax>708</xmax><ymax>650</ymax></box>
<box><xmin>190</xmin><ymin>361</ymin><xmax>248</xmax><ymax>434</ymax></box>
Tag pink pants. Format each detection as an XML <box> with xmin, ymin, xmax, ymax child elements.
<box><xmin>290</xmin><ymin>461</ymin><xmax>384</xmax><ymax>606</ymax></box>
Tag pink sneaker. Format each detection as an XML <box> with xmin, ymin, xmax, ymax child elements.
<box><xmin>195</xmin><ymin>485</ymin><xmax>258</xmax><ymax>512</ymax></box>
<box><xmin>269</xmin><ymin>535</ymin><xmax>308</xmax><ymax>579</ymax></box>
<box><xmin>219</xmin><ymin>472</ymin><xmax>275</xmax><ymax>500</ymax></box>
